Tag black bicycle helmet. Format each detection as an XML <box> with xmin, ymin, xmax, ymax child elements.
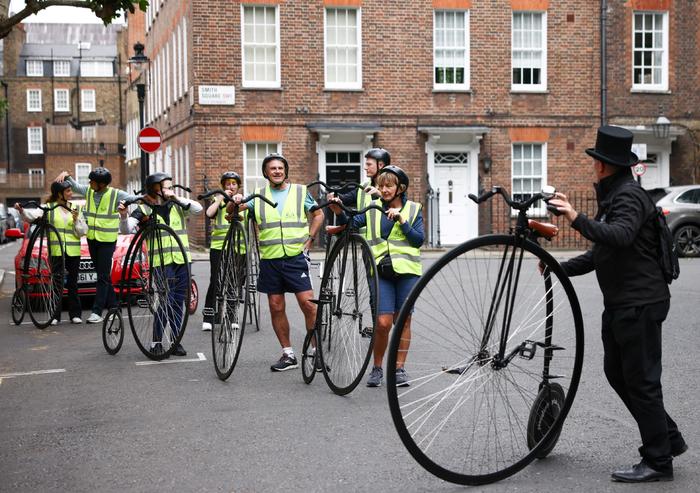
<box><xmin>88</xmin><ymin>166</ymin><xmax>112</xmax><ymax>185</ymax></box>
<box><xmin>378</xmin><ymin>165</ymin><xmax>409</xmax><ymax>192</ymax></box>
<box><xmin>50</xmin><ymin>181</ymin><xmax>71</xmax><ymax>197</ymax></box>
<box><xmin>261</xmin><ymin>153</ymin><xmax>289</xmax><ymax>179</ymax></box>
<box><xmin>220</xmin><ymin>171</ymin><xmax>241</xmax><ymax>185</ymax></box>
<box><xmin>365</xmin><ymin>148</ymin><xmax>391</xmax><ymax>167</ymax></box>
<box><xmin>145</xmin><ymin>172</ymin><xmax>172</xmax><ymax>192</ymax></box>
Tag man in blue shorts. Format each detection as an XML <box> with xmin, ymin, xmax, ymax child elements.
<box><xmin>231</xmin><ymin>153</ymin><xmax>324</xmax><ymax>371</ymax></box>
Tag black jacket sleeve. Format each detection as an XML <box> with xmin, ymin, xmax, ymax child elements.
<box><xmin>570</xmin><ymin>188</ymin><xmax>648</xmax><ymax>248</ymax></box>
<box><xmin>560</xmin><ymin>250</ymin><xmax>595</xmax><ymax>277</ymax></box>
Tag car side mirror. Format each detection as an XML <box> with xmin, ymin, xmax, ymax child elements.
<box><xmin>5</xmin><ymin>228</ymin><xmax>24</xmax><ymax>239</ymax></box>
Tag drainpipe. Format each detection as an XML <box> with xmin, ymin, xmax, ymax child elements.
<box><xmin>117</xmin><ymin>54</ymin><xmax>123</xmax><ymax>130</ymax></box>
<box><xmin>600</xmin><ymin>0</ymin><xmax>608</xmax><ymax>126</ymax></box>
<box><xmin>50</xmin><ymin>48</ymin><xmax>55</xmax><ymax>124</ymax></box>
<box><xmin>1</xmin><ymin>81</ymin><xmax>10</xmax><ymax>172</ymax></box>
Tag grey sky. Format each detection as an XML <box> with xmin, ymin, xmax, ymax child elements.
<box><xmin>9</xmin><ymin>0</ymin><xmax>125</xmax><ymax>24</ymax></box>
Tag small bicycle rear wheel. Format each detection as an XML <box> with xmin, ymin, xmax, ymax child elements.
<box><xmin>386</xmin><ymin>235</ymin><xmax>584</xmax><ymax>485</ymax></box>
<box><xmin>11</xmin><ymin>288</ymin><xmax>26</xmax><ymax>325</ymax></box>
<box><xmin>126</xmin><ymin>224</ymin><xmax>191</xmax><ymax>360</ymax></box>
<box><xmin>212</xmin><ymin>222</ymin><xmax>247</xmax><ymax>380</ymax></box>
<box><xmin>301</xmin><ymin>330</ymin><xmax>319</xmax><ymax>384</ymax></box>
<box><xmin>102</xmin><ymin>308</ymin><xmax>124</xmax><ymax>355</ymax></box>
<box><xmin>25</xmin><ymin>223</ymin><xmax>64</xmax><ymax>329</ymax></box>
<box><xmin>316</xmin><ymin>233</ymin><xmax>377</xmax><ymax>395</ymax></box>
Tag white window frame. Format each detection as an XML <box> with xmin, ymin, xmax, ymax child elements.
<box><xmin>511</xmin><ymin>142</ymin><xmax>548</xmax><ymax>216</ymax></box>
<box><xmin>54</xmin><ymin>88</ymin><xmax>70</xmax><ymax>112</ymax></box>
<box><xmin>82</xmin><ymin>126</ymin><xmax>96</xmax><ymax>142</ymax></box>
<box><xmin>324</xmin><ymin>7</ymin><xmax>363</xmax><ymax>90</ymax></box>
<box><xmin>53</xmin><ymin>60</ymin><xmax>70</xmax><ymax>77</ymax></box>
<box><xmin>631</xmin><ymin>11</ymin><xmax>669</xmax><ymax>92</ymax></box>
<box><xmin>241</xmin><ymin>5</ymin><xmax>281</xmax><ymax>89</ymax></box>
<box><xmin>75</xmin><ymin>163</ymin><xmax>92</xmax><ymax>188</ymax></box>
<box><xmin>80</xmin><ymin>60</ymin><xmax>113</xmax><ymax>77</ymax></box>
<box><xmin>26</xmin><ymin>89</ymin><xmax>42</xmax><ymax>112</ymax></box>
<box><xmin>183</xmin><ymin>17</ymin><xmax>189</xmax><ymax>92</ymax></box>
<box><xmin>28</xmin><ymin>168</ymin><xmax>44</xmax><ymax>188</ymax></box>
<box><xmin>27</xmin><ymin>127</ymin><xmax>43</xmax><ymax>154</ymax></box>
<box><xmin>511</xmin><ymin>11</ymin><xmax>547</xmax><ymax>92</ymax></box>
<box><xmin>243</xmin><ymin>142</ymin><xmax>281</xmax><ymax>194</ymax></box>
<box><xmin>26</xmin><ymin>60</ymin><xmax>43</xmax><ymax>76</ymax></box>
<box><xmin>433</xmin><ymin>10</ymin><xmax>470</xmax><ymax>91</ymax></box>
<box><xmin>81</xmin><ymin>89</ymin><xmax>96</xmax><ymax>112</ymax></box>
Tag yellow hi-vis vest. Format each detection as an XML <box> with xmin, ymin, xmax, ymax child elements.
<box><xmin>367</xmin><ymin>200</ymin><xmax>422</xmax><ymax>276</ymax></box>
<box><xmin>210</xmin><ymin>203</ymin><xmax>247</xmax><ymax>254</ymax></box>
<box><xmin>256</xmin><ymin>184</ymin><xmax>309</xmax><ymax>260</ymax></box>
<box><xmin>140</xmin><ymin>203</ymin><xmax>191</xmax><ymax>266</ymax></box>
<box><xmin>47</xmin><ymin>202</ymin><xmax>82</xmax><ymax>257</ymax></box>
<box><xmin>85</xmin><ymin>187</ymin><xmax>119</xmax><ymax>242</ymax></box>
<box><xmin>356</xmin><ymin>179</ymin><xmax>374</xmax><ymax>237</ymax></box>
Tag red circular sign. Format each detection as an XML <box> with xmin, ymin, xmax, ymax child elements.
<box><xmin>138</xmin><ymin>126</ymin><xmax>162</xmax><ymax>153</ymax></box>
<box><xmin>633</xmin><ymin>163</ymin><xmax>647</xmax><ymax>177</ymax></box>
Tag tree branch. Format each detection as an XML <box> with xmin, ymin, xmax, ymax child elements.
<box><xmin>0</xmin><ymin>0</ymin><xmax>94</xmax><ymax>38</ymax></box>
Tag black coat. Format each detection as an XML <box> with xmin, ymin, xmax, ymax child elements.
<box><xmin>561</xmin><ymin>171</ymin><xmax>670</xmax><ymax>308</ymax></box>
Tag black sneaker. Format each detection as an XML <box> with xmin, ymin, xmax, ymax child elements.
<box><xmin>172</xmin><ymin>344</ymin><xmax>187</xmax><ymax>357</ymax></box>
<box><xmin>270</xmin><ymin>353</ymin><xmax>298</xmax><ymax>372</ymax></box>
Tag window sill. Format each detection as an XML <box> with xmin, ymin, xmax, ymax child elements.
<box><xmin>511</xmin><ymin>89</ymin><xmax>549</xmax><ymax>95</ymax></box>
<box><xmin>323</xmin><ymin>88</ymin><xmax>364</xmax><ymax>92</ymax></box>
<box><xmin>433</xmin><ymin>88</ymin><xmax>472</xmax><ymax>94</ymax></box>
<box><xmin>630</xmin><ymin>88</ymin><xmax>671</xmax><ymax>94</ymax></box>
<box><xmin>240</xmin><ymin>86</ymin><xmax>283</xmax><ymax>92</ymax></box>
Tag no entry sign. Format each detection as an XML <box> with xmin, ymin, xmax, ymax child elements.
<box><xmin>138</xmin><ymin>126</ymin><xmax>162</xmax><ymax>153</ymax></box>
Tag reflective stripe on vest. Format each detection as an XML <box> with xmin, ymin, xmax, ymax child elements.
<box><xmin>356</xmin><ymin>180</ymin><xmax>374</xmax><ymax>238</ymax></box>
<box><xmin>256</xmin><ymin>184</ymin><xmax>309</xmax><ymax>260</ymax></box>
<box><xmin>368</xmin><ymin>200</ymin><xmax>422</xmax><ymax>276</ymax></box>
<box><xmin>85</xmin><ymin>187</ymin><xmax>119</xmax><ymax>242</ymax></box>
<box><xmin>47</xmin><ymin>203</ymin><xmax>82</xmax><ymax>257</ymax></box>
<box><xmin>210</xmin><ymin>205</ymin><xmax>247</xmax><ymax>253</ymax></box>
<box><xmin>140</xmin><ymin>204</ymin><xmax>191</xmax><ymax>266</ymax></box>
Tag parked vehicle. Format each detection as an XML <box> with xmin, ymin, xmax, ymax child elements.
<box><xmin>0</xmin><ymin>204</ymin><xmax>9</xmax><ymax>244</ymax></box>
<box><xmin>651</xmin><ymin>185</ymin><xmax>700</xmax><ymax>257</ymax></box>
<box><xmin>6</xmin><ymin>207</ymin><xmax>24</xmax><ymax>233</ymax></box>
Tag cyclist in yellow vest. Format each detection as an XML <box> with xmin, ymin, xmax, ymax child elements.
<box><xmin>15</xmin><ymin>181</ymin><xmax>87</xmax><ymax>325</ymax></box>
<box><xmin>330</xmin><ymin>165</ymin><xmax>424</xmax><ymax>388</ymax></box>
<box><xmin>118</xmin><ymin>172</ymin><xmax>202</xmax><ymax>357</ymax></box>
<box><xmin>231</xmin><ymin>153</ymin><xmax>324</xmax><ymax>371</ymax></box>
<box><xmin>54</xmin><ymin>167</ymin><xmax>139</xmax><ymax>324</ymax></box>
<box><xmin>331</xmin><ymin>148</ymin><xmax>388</xmax><ymax>211</ymax></box>
<box><xmin>202</xmin><ymin>171</ymin><xmax>242</xmax><ymax>332</ymax></box>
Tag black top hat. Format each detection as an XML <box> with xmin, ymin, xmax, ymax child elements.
<box><xmin>585</xmin><ymin>125</ymin><xmax>639</xmax><ymax>167</ymax></box>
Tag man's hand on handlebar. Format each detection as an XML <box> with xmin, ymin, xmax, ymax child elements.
<box><xmin>547</xmin><ymin>192</ymin><xmax>578</xmax><ymax>223</ymax></box>
<box><xmin>117</xmin><ymin>201</ymin><xmax>128</xmax><ymax>218</ymax></box>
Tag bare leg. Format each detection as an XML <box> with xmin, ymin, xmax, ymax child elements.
<box><xmin>373</xmin><ymin>313</ymin><xmax>393</xmax><ymax>367</ymax></box>
<box><xmin>294</xmin><ymin>289</ymin><xmax>317</xmax><ymax>333</ymax></box>
<box><xmin>268</xmin><ymin>293</ymin><xmax>291</xmax><ymax>348</ymax></box>
<box><xmin>395</xmin><ymin>315</ymin><xmax>412</xmax><ymax>369</ymax></box>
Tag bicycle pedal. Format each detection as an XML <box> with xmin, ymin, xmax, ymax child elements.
<box><xmin>202</xmin><ymin>307</ymin><xmax>215</xmax><ymax>316</ymax></box>
<box><xmin>360</xmin><ymin>326</ymin><xmax>373</xmax><ymax>338</ymax></box>
<box><xmin>137</xmin><ymin>298</ymin><xmax>150</xmax><ymax>308</ymax></box>
<box><xmin>519</xmin><ymin>340</ymin><xmax>537</xmax><ymax>360</ymax></box>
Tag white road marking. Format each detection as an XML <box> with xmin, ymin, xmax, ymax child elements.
<box><xmin>0</xmin><ymin>368</ymin><xmax>66</xmax><ymax>379</ymax></box>
<box><xmin>135</xmin><ymin>352</ymin><xmax>207</xmax><ymax>366</ymax></box>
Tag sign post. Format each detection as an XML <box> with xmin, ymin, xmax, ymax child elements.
<box><xmin>633</xmin><ymin>162</ymin><xmax>647</xmax><ymax>187</ymax></box>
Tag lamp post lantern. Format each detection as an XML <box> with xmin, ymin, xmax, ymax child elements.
<box><xmin>128</xmin><ymin>42</ymin><xmax>150</xmax><ymax>189</ymax></box>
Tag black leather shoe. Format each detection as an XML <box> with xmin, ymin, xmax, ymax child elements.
<box><xmin>611</xmin><ymin>461</ymin><xmax>673</xmax><ymax>483</ymax></box>
<box><xmin>172</xmin><ymin>344</ymin><xmax>187</xmax><ymax>357</ymax></box>
<box><xmin>672</xmin><ymin>442</ymin><xmax>688</xmax><ymax>457</ymax></box>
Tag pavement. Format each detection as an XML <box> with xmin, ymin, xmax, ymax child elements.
<box><xmin>0</xmin><ymin>240</ymin><xmax>697</xmax><ymax>492</ymax></box>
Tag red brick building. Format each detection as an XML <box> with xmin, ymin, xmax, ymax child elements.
<box><xmin>129</xmin><ymin>0</ymin><xmax>699</xmax><ymax>247</ymax></box>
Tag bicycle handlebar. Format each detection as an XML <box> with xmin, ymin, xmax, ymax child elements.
<box><xmin>18</xmin><ymin>201</ymin><xmax>71</xmax><ymax>212</ymax></box>
<box><xmin>196</xmin><ymin>189</ymin><xmax>277</xmax><ymax>208</ymax></box>
<box><xmin>469</xmin><ymin>186</ymin><xmax>556</xmax><ymax>212</ymax></box>
<box><xmin>311</xmin><ymin>200</ymin><xmax>385</xmax><ymax>217</ymax></box>
<box><xmin>133</xmin><ymin>184</ymin><xmax>192</xmax><ymax>195</ymax></box>
<box><xmin>307</xmin><ymin>181</ymin><xmax>364</xmax><ymax>194</ymax></box>
<box><xmin>122</xmin><ymin>195</ymin><xmax>192</xmax><ymax>210</ymax></box>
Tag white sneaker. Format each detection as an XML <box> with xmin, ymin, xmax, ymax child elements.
<box><xmin>50</xmin><ymin>319</ymin><xmax>58</xmax><ymax>326</ymax></box>
<box><xmin>71</xmin><ymin>317</ymin><xmax>83</xmax><ymax>324</ymax></box>
<box><xmin>202</xmin><ymin>322</ymin><xmax>212</xmax><ymax>332</ymax></box>
<box><xmin>86</xmin><ymin>313</ymin><xmax>103</xmax><ymax>324</ymax></box>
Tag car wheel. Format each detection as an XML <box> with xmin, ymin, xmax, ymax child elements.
<box><xmin>674</xmin><ymin>224</ymin><xmax>700</xmax><ymax>258</ymax></box>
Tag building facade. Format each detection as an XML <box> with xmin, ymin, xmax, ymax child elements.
<box><xmin>0</xmin><ymin>22</ymin><xmax>127</xmax><ymax>205</ymax></box>
<box><xmin>129</xmin><ymin>0</ymin><xmax>699</xmax><ymax>248</ymax></box>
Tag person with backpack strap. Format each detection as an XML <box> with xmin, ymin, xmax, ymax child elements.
<box><xmin>548</xmin><ymin>126</ymin><xmax>687</xmax><ymax>483</ymax></box>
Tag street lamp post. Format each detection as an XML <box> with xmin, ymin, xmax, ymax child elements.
<box><xmin>128</xmin><ymin>42</ymin><xmax>150</xmax><ymax>190</ymax></box>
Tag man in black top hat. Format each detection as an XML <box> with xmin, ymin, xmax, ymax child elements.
<box><xmin>549</xmin><ymin>125</ymin><xmax>686</xmax><ymax>483</ymax></box>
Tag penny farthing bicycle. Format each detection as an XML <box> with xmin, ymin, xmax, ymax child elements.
<box><xmin>102</xmin><ymin>187</ymin><xmax>193</xmax><ymax>360</ymax></box>
<box><xmin>197</xmin><ymin>189</ymin><xmax>276</xmax><ymax>381</ymax></box>
<box><xmin>386</xmin><ymin>186</ymin><xmax>584</xmax><ymax>485</ymax></box>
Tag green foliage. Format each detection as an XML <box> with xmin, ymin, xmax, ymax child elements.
<box><xmin>84</xmin><ymin>0</ymin><xmax>149</xmax><ymax>25</ymax></box>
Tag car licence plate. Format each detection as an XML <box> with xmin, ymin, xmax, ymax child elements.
<box><xmin>78</xmin><ymin>272</ymin><xmax>97</xmax><ymax>283</ymax></box>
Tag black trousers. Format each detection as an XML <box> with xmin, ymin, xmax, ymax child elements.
<box><xmin>203</xmin><ymin>248</ymin><xmax>222</xmax><ymax>324</ymax></box>
<box><xmin>601</xmin><ymin>299</ymin><xmax>683</xmax><ymax>473</ymax></box>
<box><xmin>50</xmin><ymin>255</ymin><xmax>82</xmax><ymax>320</ymax></box>
<box><xmin>87</xmin><ymin>239</ymin><xmax>117</xmax><ymax>315</ymax></box>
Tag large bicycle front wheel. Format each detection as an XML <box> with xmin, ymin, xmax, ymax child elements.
<box><xmin>126</xmin><ymin>224</ymin><xmax>191</xmax><ymax>360</ymax></box>
<box><xmin>25</xmin><ymin>223</ymin><xmax>64</xmax><ymax>329</ymax></box>
<box><xmin>212</xmin><ymin>221</ymin><xmax>247</xmax><ymax>381</ymax></box>
<box><xmin>242</xmin><ymin>218</ymin><xmax>261</xmax><ymax>332</ymax></box>
<box><xmin>386</xmin><ymin>235</ymin><xmax>584</xmax><ymax>485</ymax></box>
<box><xmin>317</xmin><ymin>233</ymin><xmax>377</xmax><ymax>395</ymax></box>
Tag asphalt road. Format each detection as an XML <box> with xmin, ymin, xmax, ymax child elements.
<box><xmin>0</xmin><ymin>243</ymin><xmax>698</xmax><ymax>492</ymax></box>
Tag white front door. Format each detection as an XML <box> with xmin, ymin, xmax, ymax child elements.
<box><xmin>434</xmin><ymin>152</ymin><xmax>477</xmax><ymax>244</ymax></box>
<box><xmin>639</xmin><ymin>152</ymin><xmax>669</xmax><ymax>189</ymax></box>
